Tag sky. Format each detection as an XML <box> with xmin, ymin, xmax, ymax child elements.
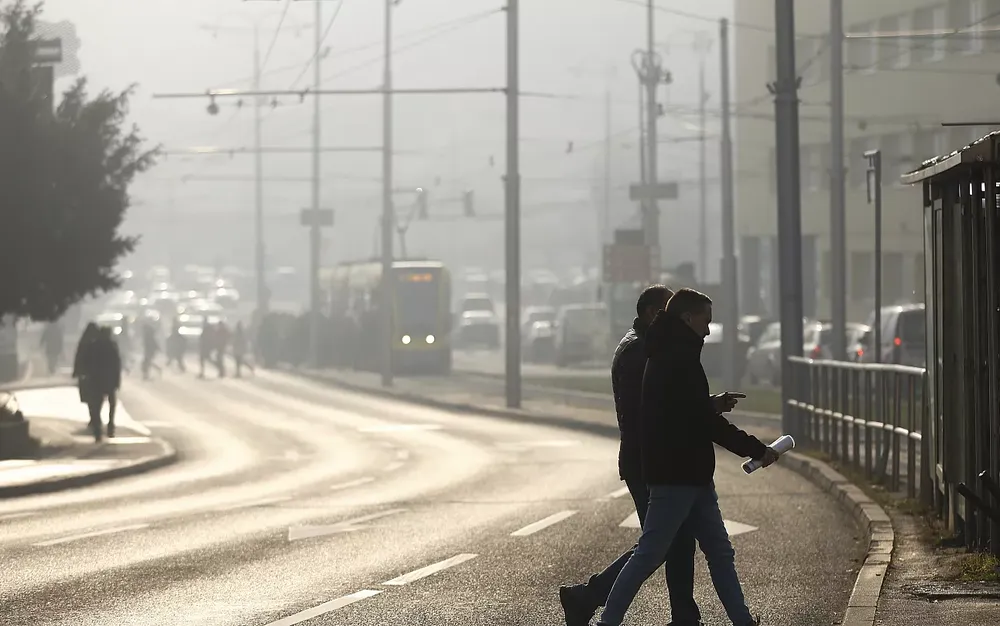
<box><xmin>33</xmin><ymin>0</ymin><xmax>734</xmax><ymax>274</ymax></box>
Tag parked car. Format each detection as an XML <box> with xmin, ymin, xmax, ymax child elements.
<box><xmin>554</xmin><ymin>304</ymin><xmax>610</xmax><ymax>367</ymax></box>
<box><xmin>521</xmin><ymin>306</ymin><xmax>557</xmax><ymax>363</ymax></box>
<box><xmin>455</xmin><ymin>293</ymin><xmax>501</xmax><ymax>349</ymax></box>
<box><xmin>859</xmin><ymin>304</ymin><xmax>926</xmax><ymax>367</ymax></box>
<box><xmin>701</xmin><ymin>323</ymin><xmax>751</xmax><ymax>381</ymax></box>
<box><xmin>803</xmin><ymin>322</ymin><xmax>871</xmax><ymax>360</ymax></box>
<box><xmin>744</xmin><ymin>318</ymin><xmax>821</xmax><ymax>386</ymax></box>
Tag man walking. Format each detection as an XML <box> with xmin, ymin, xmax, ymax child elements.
<box><xmin>596</xmin><ymin>288</ymin><xmax>778</xmax><ymax>626</ymax></box>
<box><xmin>559</xmin><ymin>285</ymin><xmax>702</xmax><ymax>626</ymax></box>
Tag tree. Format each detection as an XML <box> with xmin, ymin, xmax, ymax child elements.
<box><xmin>0</xmin><ymin>0</ymin><xmax>157</xmax><ymax>321</ymax></box>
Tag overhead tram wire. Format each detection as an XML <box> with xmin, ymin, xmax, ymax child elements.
<box><xmin>260</xmin><ymin>0</ymin><xmax>294</xmax><ymax>74</ymax></box>
<box><xmin>283</xmin><ymin>0</ymin><xmax>347</xmax><ymax>90</ymax></box>
<box><xmin>609</xmin><ymin>0</ymin><xmax>821</xmax><ymax>36</ymax></box>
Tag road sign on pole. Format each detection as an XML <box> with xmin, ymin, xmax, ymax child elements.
<box><xmin>300</xmin><ymin>208</ymin><xmax>334</xmax><ymax>228</ymax></box>
<box><xmin>30</xmin><ymin>39</ymin><xmax>62</xmax><ymax>64</ymax></box>
<box><xmin>629</xmin><ymin>181</ymin><xmax>679</xmax><ymax>202</ymax></box>
<box><xmin>603</xmin><ymin>243</ymin><xmax>659</xmax><ymax>283</ymax></box>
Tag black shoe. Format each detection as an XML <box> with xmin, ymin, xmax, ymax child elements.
<box><xmin>558</xmin><ymin>585</ymin><xmax>596</xmax><ymax>626</ymax></box>
<box><xmin>107</xmin><ymin>425</ymin><xmax>116</xmax><ymax>438</ymax></box>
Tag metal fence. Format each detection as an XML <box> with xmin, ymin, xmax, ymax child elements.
<box><xmin>786</xmin><ymin>357</ymin><xmax>930</xmax><ymax>503</ymax></box>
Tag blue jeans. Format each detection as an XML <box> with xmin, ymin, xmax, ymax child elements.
<box><xmin>585</xmin><ymin>479</ymin><xmax>700</xmax><ymax>623</ymax></box>
<box><xmin>598</xmin><ymin>483</ymin><xmax>754</xmax><ymax>626</ymax></box>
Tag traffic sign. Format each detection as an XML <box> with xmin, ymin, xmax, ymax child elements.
<box><xmin>629</xmin><ymin>182</ymin><xmax>679</xmax><ymax>202</ymax></box>
<box><xmin>300</xmin><ymin>208</ymin><xmax>334</xmax><ymax>227</ymax></box>
<box><xmin>30</xmin><ymin>39</ymin><xmax>62</xmax><ymax>64</ymax></box>
<box><xmin>603</xmin><ymin>243</ymin><xmax>659</xmax><ymax>283</ymax></box>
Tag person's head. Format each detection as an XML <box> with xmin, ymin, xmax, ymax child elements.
<box><xmin>635</xmin><ymin>284</ymin><xmax>673</xmax><ymax>325</ymax></box>
<box><xmin>99</xmin><ymin>326</ymin><xmax>113</xmax><ymax>341</ymax></box>
<box><xmin>83</xmin><ymin>322</ymin><xmax>98</xmax><ymax>338</ymax></box>
<box><xmin>665</xmin><ymin>288</ymin><xmax>713</xmax><ymax>339</ymax></box>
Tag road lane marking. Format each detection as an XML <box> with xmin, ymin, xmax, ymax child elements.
<box><xmin>0</xmin><ymin>512</ymin><xmax>36</xmax><ymax>521</ymax></box>
<box><xmin>383</xmin><ymin>462</ymin><xmax>404</xmax><ymax>472</ymax></box>
<box><xmin>395</xmin><ymin>449</ymin><xmax>410</xmax><ymax>460</ymax></box>
<box><xmin>288</xmin><ymin>508</ymin><xmax>407</xmax><ymax>542</ymax></box>
<box><xmin>329</xmin><ymin>477</ymin><xmax>375</xmax><ymax>491</ymax></box>
<box><xmin>358</xmin><ymin>424</ymin><xmax>442</xmax><ymax>433</ymax></box>
<box><xmin>606</xmin><ymin>486</ymin><xmax>631</xmax><ymax>499</ymax></box>
<box><xmin>382</xmin><ymin>553</ymin><xmax>478</xmax><ymax>586</ymax></box>
<box><xmin>215</xmin><ymin>496</ymin><xmax>292</xmax><ymax>512</ymax></box>
<box><xmin>724</xmin><ymin>520</ymin><xmax>759</xmax><ymax>537</ymax></box>
<box><xmin>511</xmin><ymin>510</ymin><xmax>578</xmax><ymax>537</ymax></box>
<box><xmin>616</xmin><ymin>517</ymin><xmax>758</xmax><ymax>536</ymax></box>
<box><xmin>34</xmin><ymin>523</ymin><xmax>150</xmax><ymax>547</ymax></box>
<box><xmin>619</xmin><ymin>514</ymin><xmax>641</xmax><ymax>529</ymax></box>
<box><xmin>264</xmin><ymin>590</ymin><xmax>382</xmax><ymax>626</ymax></box>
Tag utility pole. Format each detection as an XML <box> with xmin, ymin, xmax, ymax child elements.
<box><xmin>380</xmin><ymin>0</ymin><xmax>395</xmax><ymax>387</ymax></box>
<box><xmin>773</xmin><ymin>0</ymin><xmax>805</xmax><ymax>436</ymax></box>
<box><xmin>505</xmin><ymin>0</ymin><xmax>521</xmax><ymax>409</ymax></box>
<box><xmin>643</xmin><ymin>0</ymin><xmax>660</xmax><ymax>248</ymax></box>
<box><xmin>253</xmin><ymin>26</ymin><xmax>268</xmax><ymax>318</ymax></box>
<box><xmin>829</xmin><ymin>0</ymin><xmax>847</xmax><ymax>360</ymax></box>
<box><xmin>603</xmin><ymin>87</ymin><xmax>612</xmax><ymax>245</ymax></box>
<box><xmin>865</xmin><ymin>149</ymin><xmax>883</xmax><ymax>364</ymax></box>
<box><xmin>696</xmin><ymin>34</ymin><xmax>711</xmax><ymax>283</ymax></box>
<box><xmin>719</xmin><ymin>18</ymin><xmax>739</xmax><ymax>390</ymax></box>
<box><xmin>307</xmin><ymin>0</ymin><xmax>323</xmax><ymax>368</ymax></box>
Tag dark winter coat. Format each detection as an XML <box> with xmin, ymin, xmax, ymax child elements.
<box><xmin>639</xmin><ymin>311</ymin><xmax>767</xmax><ymax>486</ymax></box>
<box><xmin>79</xmin><ymin>336</ymin><xmax>122</xmax><ymax>399</ymax></box>
<box><xmin>611</xmin><ymin>317</ymin><xmax>649</xmax><ymax>481</ymax></box>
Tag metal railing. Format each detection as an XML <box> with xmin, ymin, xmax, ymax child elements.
<box><xmin>786</xmin><ymin>357</ymin><xmax>931</xmax><ymax>503</ymax></box>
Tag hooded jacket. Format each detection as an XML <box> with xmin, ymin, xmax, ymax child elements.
<box><xmin>611</xmin><ymin>317</ymin><xmax>650</xmax><ymax>481</ymax></box>
<box><xmin>639</xmin><ymin>311</ymin><xmax>767</xmax><ymax>485</ymax></box>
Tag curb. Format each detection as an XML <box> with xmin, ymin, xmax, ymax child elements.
<box><xmin>0</xmin><ymin>437</ymin><xmax>179</xmax><ymax>499</ymax></box>
<box><xmin>779</xmin><ymin>452</ymin><xmax>893</xmax><ymax>626</ymax></box>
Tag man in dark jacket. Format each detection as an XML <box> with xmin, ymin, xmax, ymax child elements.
<box><xmin>559</xmin><ymin>285</ymin><xmax>702</xmax><ymax>626</ymax></box>
<box><xmin>80</xmin><ymin>327</ymin><xmax>123</xmax><ymax>442</ymax></box>
<box><xmin>597</xmin><ymin>288</ymin><xmax>778</xmax><ymax>626</ymax></box>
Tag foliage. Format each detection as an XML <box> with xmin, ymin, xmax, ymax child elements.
<box><xmin>0</xmin><ymin>0</ymin><xmax>157</xmax><ymax>321</ymax></box>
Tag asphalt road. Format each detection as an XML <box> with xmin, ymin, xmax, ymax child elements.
<box><xmin>0</xmin><ymin>365</ymin><xmax>863</xmax><ymax>625</ymax></box>
<box><xmin>453</xmin><ymin>348</ymin><xmax>607</xmax><ymax>378</ymax></box>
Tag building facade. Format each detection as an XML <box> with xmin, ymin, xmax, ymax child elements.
<box><xmin>734</xmin><ymin>0</ymin><xmax>1000</xmax><ymax>322</ymax></box>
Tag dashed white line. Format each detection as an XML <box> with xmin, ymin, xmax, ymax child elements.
<box><xmin>264</xmin><ymin>590</ymin><xmax>383</xmax><ymax>626</ymax></box>
<box><xmin>619</xmin><ymin>514</ymin><xmax>641</xmax><ymax>529</ymax></box>
<box><xmin>383</xmin><ymin>462</ymin><xmax>404</xmax><ymax>472</ymax></box>
<box><xmin>0</xmin><ymin>511</ymin><xmax>36</xmax><ymax>521</ymax></box>
<box><xmin>395</xmin><ymin>449</ymin><xmax>410</xmax><ymax>461</ymax></box>
<box><xmin>383</xmin><ymin>553</ymin><xmax>478</xmax><ymax>586</ymax></box>
<box><xmin>329</xmin><ymin>477</ymin><xmax>375</xmax><ymax>491</ymax></box>
<box><xmin>215</xmin><ymin>496</ymin><xmax>292</xmax><ymax>512</ymax></box>
<box><xmin>34</xmin><ymin>523</ymin><xmax>150</xmax><ymax>547</ymax></box>
<box><xmin>605</xmin><ymin>486</ymin><xmax>631</xmax><ymax>499</ymax></box>
<box><xmin>511</xmin><ymin>510</ymin><xmax>578</xmax><ymax>537</ymax></box>
<box><xmin>288</xmin><ymin>508</ymin><xmax>407</xmax><ymax>542</ymax></box>
<box><xmin>359</xmin><ymin>424</ymin><xmax>442</xmax><ymax>433</ymax></box>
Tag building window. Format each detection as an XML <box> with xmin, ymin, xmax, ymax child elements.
<box><xmin>932</xmin><ymin>5</ymin><xmax>948</xmax><ymax>61</ymax></box>
<box><xmin>801</xmin><ymin>145</ymin><xmax>825</xmax><ymax>191</ymax></box>
<box><xmin>847</xmin><ymin>21</ymin><xmax>877</xmax><ymax>73</ymax></box>
<box><xmin>895</xmin><ymin>13</ymin><xmax>913</xmax><ymax>68</ymax></box>
<box><xmin>950</xmin><ymin>0</ymin><xmax>982</xmax><ymax>55</ymax></box>
<box><xmin>970</xmin><ymin>0</ymin><xmax>987</xmax><ymax>54</ymax></box>
<box><xmin>851</xmin><ymin>251</ymin><xmax>874</xmax><ymax>300</ymax></box>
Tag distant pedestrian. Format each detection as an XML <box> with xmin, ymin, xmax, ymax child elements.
<box><xmin>232</xmin><ymin>321</ymin><xmax>253</xmax><ymax>378</ymax></box>
<box><xmin>595</xmin><ymin>288</ymin><xmax>778</xmax><ymax>626</ymax></box>
<box><xmin>79</xmin><ymin>326</ymin><xmax>122</xmax><ymax>441</ymax></box>
<box><xmin>198</xmin><ymin>320</ymin><xmax>213</xmax><ymax>379</ymax></box>
<box><xmin>72</xmin><ymin>322</ymin><xmax>99</xmax><ymax>402</ymax></box>
<box><xmin>40</xmin><ymin>321</ymin><xmax>64</xmax><ymax>375</ymax></box>
<box><xmin>559</xmin><ymin>285</ymin><xmax>702</xmax><ymax>626</ymax></box>
<box><xmin>141</xmin><ymin>322</ymin><xmax>161</xmax><ymax>380</ymax></box>
<box><xmin>166</xmin><ymin>320</ymin><xmax>186</xmax><ymax>373</ymax></box>
<box><xmin>214</xmin><ymin>321</ymin><xmax>229</xmax><ymax>378</ymax></box>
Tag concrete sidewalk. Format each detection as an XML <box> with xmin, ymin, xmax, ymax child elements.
<box><xmin>0</xmin><ymin>386</ymin><xmax>177</xmax><ymax>498</ymax></box>
<box><xmin>290</xmin><ymin>366</ymin><xmax>1000</xmax><ymax>626</ymax></box>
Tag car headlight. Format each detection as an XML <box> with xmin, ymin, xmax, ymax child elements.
<box><xmin>401</xmin><ymin>335</ymin><xmax>411</xmax><ymax>345</ymax></box>
<box><xmin>425</xmin><ymin>334</ymin><xmax>435</xmax><ymax>344</ymax></box>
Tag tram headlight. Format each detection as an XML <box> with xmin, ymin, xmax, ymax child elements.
<box><xmin>425</xmin><ymin>334</ymin><xmax>435</xmax><ymax>344</ymax></box>
<box><xmin>401</xmin><ymin>334</ymin><xmax>411</xmax><ymax>345</ymax></box>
